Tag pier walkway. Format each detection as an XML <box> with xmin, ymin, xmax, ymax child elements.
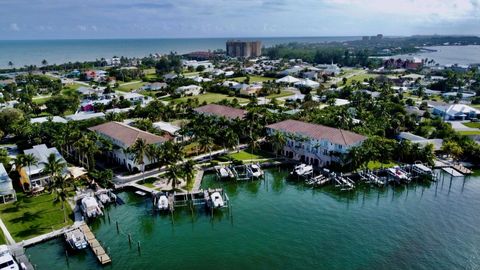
<box><xmin>0</xmin><ymin>218</ymin><xmax>15</xmax><ymax>245</ymax></box>
<box><xmin>192</xmin><ymin>170</ymin><xmax>204</xmax><ymax>191</ymax></box>
<box><xmin>79</xmin><ymin>223</ymin><xmax>111</xmax><ymax>265</ymax></box>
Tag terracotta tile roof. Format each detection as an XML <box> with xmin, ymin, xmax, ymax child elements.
<box><xmin>89</xmin><ymin>121</ymin><xmax>169</xmax><ymax>147</ymax></box>
<box><xmin>266</xmin><ymin>120</ymin><xmax>366</xmax><ymax>146</ymax></box>
<box><xmin>194</xmin><ymin>104</ymin><xmax>246</xmax><ymax>119</ymax></box>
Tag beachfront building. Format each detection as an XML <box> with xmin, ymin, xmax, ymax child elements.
<box><xmin>433</xmin><ymin>104</ymin><xmax>480</xmax><ymax>121</ymax></box>
<box><xmin>175</xmin><ymin>85</ymin><xmax>202</xmax><ymax>96</ymax></box>
<box><xmin>266</xmin><ymin>120</ymin><xmax>366</xmax><ymax>166</ymax></box>
<box><xmin>226</xmin><ymin>40</ymin><xmax>262</xmax><ymax>58</ymax></box>
<box><xmin>193</xmin><ymin>104</ymin><xmax>247</xmax><ymax>120</ymax></box>
<box><xmin>22</xmin><ymin>144</ymin><xmax>67</xmax><ymax>188</ymax></box>
<box><xmin>0</xmin><ymin>163</ymin><xmax>16</xmax><ymax>204</ymax></box>
<box><xmin>89</xmin><ymin>122</ymin><xmax>170</xmax><ymax>172</ymax></box>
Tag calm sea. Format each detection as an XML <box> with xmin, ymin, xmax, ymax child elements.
<box><xmin>0</xmin><ymin>37</ymin><xmax>359</xmax><ymax>68</ymax></box>
<box><xmin>27</xmin><ymin>168</ymin><xmax>480</xmax><ymax>270</ymax></box>
<box><xmin>391</xmin><ymin>45</ymin><xmax>480</xmax><ymax>66</ymax></box>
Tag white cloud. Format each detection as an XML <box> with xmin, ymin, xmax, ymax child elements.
<box><xmin>77</xmin><ymin>25</ymin><xmax>87</xmax><ymax>31</ymax></box>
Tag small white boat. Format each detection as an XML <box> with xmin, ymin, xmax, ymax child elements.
<box><xmin>248</xmin><ymin>164</ymin><xmax>264</xmax><ymax>178</ymax></box>
<box><xmin>80</xmin><ymin>197</ymin><xmax>103</xmax><ymax>218</ymax></box>
<box><xmin>97</xmin><ymin>193</ymin><xmax>111</xmax><ymax>204</ymax></box>
<box><xmin>291</xmin><ymin>164</ymin><xmax>313</xmax><ymax>177</ymax></box>
<box><xmin>210</xmin><ymin>191</ymin><xmax>225</xmax><ymax>208</ymax></box>
<box><xmin>0</xmin><ymin>245</ymin><xmax>19</xmax><ymax>270</ymax></box>
<box><xmin>219</xmin><ymin>167</ymin><xmax>229</xmax><ymax>178</ymax></box>
<box><xmin>157</xmin><ymin>194</ymin><xmax>169</xmax><ymax>211</ymax></box>
<box><xmin>387</xmin><ymin>167</ymin><xmax>411</xmax><ymax>183</ymax></box>
<box><xmin>65</xmin><ymin>229</ymin><xmax>88</xmax><ymax>250</ymax></box>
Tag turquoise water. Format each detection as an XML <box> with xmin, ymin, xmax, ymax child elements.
<box><xmin>27</xmin><ymin>169</ymin><xmax>480</xmax><ymax>269</ymax></box>
<box><xmin>0</xmin><ymin>37</ymin><xmax>359</xmax><ymax>68</ymax></box>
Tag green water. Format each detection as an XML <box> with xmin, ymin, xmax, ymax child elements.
<box><xmin>27</xmin><ymin>169</ymin><xmax>480</xmax><ymax>269</ymax></box>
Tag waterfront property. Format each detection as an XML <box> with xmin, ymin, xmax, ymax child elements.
<box><xmin>152</xmin><ymin>121</ymin><xmax>190</xmax><ymax>143</ymax></box>
<box><xmin>226</xmin><ymin>40</ymin><xmax>262</xmax><ymax>58</ymax></box>
<box><xmin>0</xmin><ymin>164</ymin><xmax>16</xmax><ymax>204</ymax></box>
<box><xmin>193</xmin><ymin>104</ymin><xmax>247</xmax><ymax>120</ymax></box>
<box><xmin>89</xmin><ymin>121</ymin><xmax>170</xmax><ymax>171</ymax></box>
<box><xmin>266</xmin><ymin>120</ymin><xmax>366</xmax><ymax>166</ymax></box>
<box><xmin>22</xmin><ymin>144</ymin><xmax>67</xmax><ymax>188</ymax></box>
<box><xmin>174</xmin><ymin>85</ymin><xmax>202</xmax><ymax>96</ymax></box>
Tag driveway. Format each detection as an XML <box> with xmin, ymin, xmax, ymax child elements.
<box><xmin>447</xmin><ymin>121</ymin><xmax>479</xmax><ymax>131</ymax></box>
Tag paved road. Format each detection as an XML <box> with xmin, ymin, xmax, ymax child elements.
<box><xmin>447</xmin><ymin>121</ymin><xmax>479</xmax><ymax>131</ymax></box>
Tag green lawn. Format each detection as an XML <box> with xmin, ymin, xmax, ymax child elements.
<box><xmin>463</xmin><ymin>122</ymin><xmax>480</xmax><ymax>129</ymax></box>
<box><xmin>61</xmin><ymin>83</ymin><xmax>83</xmax><ymax>96</ymax></box>
<box><xmin>0</xmin><ymin>193</ymin><xmax>73</xmax><ymax>241</ymax></box>
<box><xmin>458</xmin><ymin>130</ymin><xmax>480</xmax><ymax>136</ymax></box>
<box><xmin>141</xmin><ymin>177</ymin><xmax>159</xmax><ymax>189</ymax></box>
<box><xmin>0</xmin><ymin>230</ymin><xmax>6</xmax><ymax>245</ymax></box>
<box><xmin>345</xmin><ymin>73</ymin><xmax>378</xmax><ymax>86</ymax></box>
<box><xmin>117</xmin><ymin>81</ymin><xmax>145</xmax><ymax>92</ymax></box>
<box><xmin>266</xmin><ymin>90</ymin><xmax>295</xmax><ymax>99</ymax></box>
<box><xmin>174</xmin><ymin>93</ymin><xmax>249</xmax><ymax>104</ymax></box>
<box><xmin>227</xmin><ymin>149</ymin><xmax>274</xmax><ymax>161</ymax></box>
<box><xmin>32</xmin><ymin>96</ymin><xmax>52</xmax><ymax>105</ymax></box>
<box><xmin>471</xmin><ymin>104</ymin><xmax>480</xmax><ymax>109</ymax></box>
<box><xmin>366</xmin><ymin>161</ymin><xmax>398</xmax><ymax>170</ymax></box>
<box><xmin>231</xmin><ymin>76</ymin><xmax>276</xmax><ymax>83</ymax></box>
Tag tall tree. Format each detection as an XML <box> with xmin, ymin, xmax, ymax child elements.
<box><xmin>41</xmin><ymin>153</ymin><xmax>66</xmax><ymax>190</ymax></box>
<box><xmin>128</xmin><ymin>138</ymin><xmax>149</xmax><ymax>183</ymax></box>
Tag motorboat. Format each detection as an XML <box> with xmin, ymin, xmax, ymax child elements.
<box><xmin>210</xmin><ymin>191</ymin><xmax>225</xmax><ymax>208</ymax></box>
<box><xmin>291</xmin><ymin>164</ymin><xmax>313</xmax><ymax>177</ymax></box>
<box><xmin>64</xmin><ymin>229</ymin><xmax>88</xmax><ymax>250</ymax></box>
<box><xmin>157</xmin><ymin>193</ymin><xmax>169</xmax><ymax>211</ymax></box>
<box><xmin>0</xmin><ymin>245</ymin><xmax>19</xmax><ymax>270</ymax></box>
<box><xmin>80</xmin><ymin>196</ymin><xmax>103</xmax><ymax>218</ymax></box>
<box><xmin>217</xmin><ymin>166</ymin><xmax>234</xmax><ymax>180</ymax></box>
<box><xmin>96</xmin><ymin>193</ymin><xmax>111</xmax><ymax>204</ymax></box>
<box><xmin>96</xmin><ymin>189</ymin><xmax>117</xmax><ymax>205</ymax></box>
<box><xmin>248</xmin><ymin>164</ymin><xmax>264</xmax><ymax>178</ymax></box>
<box><xmin>387</xmin><ymin>167</ymin><xmax>411</xmax><ymax>183</ymax></box>
<box><xmin>412</xmin><ymin>163</ymin><xmax>436</xmax><ymax>181</ymax></box>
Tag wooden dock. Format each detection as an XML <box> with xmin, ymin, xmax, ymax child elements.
<box><xmin>79</xmin><ymin>223</ymin><xmax>111</xmax><ymax>265</ymax></box>
<box><xmin>451</xmin><ymin>163</ymin><xmax>472</xmax><ymax>175</ymax></box>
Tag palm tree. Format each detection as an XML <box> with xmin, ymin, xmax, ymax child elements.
<box><xmin>53</xmin><ymin>175</ymin><xmax>71</xmax><ymax>223</ymax></box>
<box><xmin>41</xmin><ymin>153</ymin><xmax>67</xmax><ymax>190</ymax></box>
<box><xmin>7</xmin><ymin>61</ymin><xmax>13</xmax><ymax>69</ymax></box>
<box><xmin>198</xmin><ymin>135</ymin><xmax>214</xmax><ymax>160</ymax></box>
<box><xmin>166</xmin><ymin>163</ymin><xmax>181</xmax><ymax>190</ymax></box>
<box><xmin>268</xmin><ymin>131</ymin><xmax>286</xmax><ymax>158</ymax></box>
<box><xmin>128</xmin><ymin>138</ymin><xmax>149</xmax><ymax>183</ymax></box>
<box><xmin>181</xmin><ymin>160</ymin><xmax>196</xmax><ymax>188</ymax></box>
<box><xmin>22</xmin><ymin>153</ymin><xmax>38</xmax><ymax>183</ymax></box>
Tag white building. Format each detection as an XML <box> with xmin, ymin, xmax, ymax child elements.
<box><xmin>23</xmin><ymin>144</ymin><xmax>67</xmax><ymax>188</ymax></box>
<box><xmin>266</xmin><ymin>120</ymin><xmax>366</xmax><ymax>166</ymax></box>
<box><xmin>182</xmin><ymin>60</ymin><xmax>214</xmax><ymax>71</ymax></box>
<box><xmin>153</xmin><ymin>121</ymin><xmax>190</xmax><ymax>143</ymax></box>
<box><xmin>89</xmin><ymin>122</ymin><xmax>171</xmax><ymax>171</ymax></box>
<box><xmin>175</xmin><ymin>85</ymin><xmax>202</xmax><ymax>96</ymax></box>
<box><xmin>30</xmin><ymin>116</ymin><xmax>68</xmax><ymax>124</ymax></box>
<box><xmin>433</xmin><ymin>104</ymin><xmax>480</xmax><ymax>120</ymax></box>
<box><xmin>0</xmin><ymin>163</ymin><xmax>15</xmax><ymax>203</ymax></box>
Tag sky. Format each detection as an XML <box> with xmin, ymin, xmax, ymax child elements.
<box><xmin>0</xmin><ymin>0</ymin><xmax>479</xmax><ymax>39</ymax></box>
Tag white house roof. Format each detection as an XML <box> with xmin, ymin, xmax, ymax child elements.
<box><xmin>30</xmin><ymin>116</ymin><xmax>68</xmax><ymax>124</ymax></box>
<box><xmin>0</xmin><ymin>163</ymin><xmax>13</xmax><ymax>196</ymax></box>
<box><xmin>66</xmin><ymin>112</ymin><xmax>106</xmax><ymax>121</ymax></box>
<box><xmin>436</xmin><ymin>104</ymin><xmax>480</xmax><ymax>117</ymax></box>
<box><xmin>276</xmin><ymin>76</ymin><xmax>301</xmax><ymax>84</ymax></box>
<box><xmin>153</xmin><ymin>121</ymin><xmax>181</xmax><ymax>135</ymax></box>
<box><xmin>294</xmin><ymin>79</ymin><xmax>320</xmax><ymax>88</ymax></box>
<box><xmin>23</xmin><ymin>144</ymin><xmax>66</xmax><ymax>176</ymax></box>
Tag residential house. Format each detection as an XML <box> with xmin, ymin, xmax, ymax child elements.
<box><xmin>22</xmin><ymin>144</ymin><xmax>67</xmax><ymax>188</ymax></box>
<box><xmin>433</xmin><ymin>104</ymin><xmax>480</xmax><ymax>120</ymax></box>
<box><xmin>89</xmin><ymin>121</ymin><xmax>171</xmax><ymax>171</ymax></box>
<box><xmin>266</xmin><ymin>120</ymin><xmax>366</xmax><ymax>166</ymax></box>
<box><xmin>0</xmin><ymin>163</ymin><xmax>15</xmax><ymax>203</ymax></box>
<box><xmin>143</xmin><ymin>82</ymin><xmax>167</xmax><ymax>91</ymax></box>
<box><xmin>194</xmin><ymin>104</ymin><xmax>246</xmax><ymax>120</ymax></box>
<box><xmin>153</xmin><ymin>121</ymin><xmax>189</xmax><ymax>143</ymax></box>
<box><xmin>175</xmin><ymin>85</ymin><xmax>202</xmax><ymax>96</ymax></box>
<box><xmin>182</xmin><ymin>60</ymin><xmax>214</xmax><ymax>71</ymax></box>
<box><xmin>30</xmin><ymin>116</ymin><xmax>68</xmax><ymax>124</ymax></box>
<box><xmin>397</xmin><ymin>132</ymin><xmax>443</xmax><ymax>151</ymax></box>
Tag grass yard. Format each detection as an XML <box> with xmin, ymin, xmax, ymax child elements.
<box><xmin>231</xmin><ymin>76</ymin><xmax>276</xmax><ymax>83</ymax></box>
<box><xmin>471</xmin><ymin>104</ymin><xmax>480</xmax><ymax>109</ymax></box>
<box><xmin>463</xmin><ymin>122</ymin><xmax>480</xmax><ymax>129</ymax></box>
<box><xmin>174</xmin><ymin>93</ymin><xmax>249</xmax><ymax>104</ymax></box>
<box><xmin>345</xmin><ymin>73</ymin><xmax>378</xmax><ymax>85</ymax></box>
<box><xmin>366</xmin><ymin>161</ymin><xmax>398</xmax><ymax>170</ymax></box>
<box><xmin>0</xmin><ymin>192</ymin><xmax>73</xmax><ymax>241</ymax></box>
<box><xmin>458</xmin><ymin>130</ymin><xmax>480</xmax><ymax>136</ymax></box>
<box><xmin>0</xmin><ymin>230</ymin><xmax>6</xmax><ymax>244</ymax></box>
<box><xmin>117</xmin><ymin>81</ymin><xmax>145</xmax><ymax>92</ymax></box>
<box><xmin>61</xmin><ymin>82</ymin><xmax>83</xmax><ymax>96</ymax></box>
<box><xmin>141</xmin><ymin>177</ymin><xmax>159</xmax><ymax>189</ymax></box>
<box><xmin>32</xmin><ymin>96</ymin><xmax>52</xmax><ymax>105</ymax></box>
<box><xmin>227</xmin><ymin>149</ymin><xmax>274</xmax><ymax>161</ymax></box>
<box><xmin>266</xmin><ymin>90</ymin><xmax>295</xmax><ymax>99</ymax></box>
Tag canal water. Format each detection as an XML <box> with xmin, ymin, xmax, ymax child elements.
<box><xmin>27</xmin><ymin>169</ymin><xmax>480</xmax><ymax>269</ymax></box>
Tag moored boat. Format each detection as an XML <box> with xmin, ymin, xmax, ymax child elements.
<box><xmin>64</xmin><ymin>229</ymin><xmax>88</xmax><ymax>250</ymax></box>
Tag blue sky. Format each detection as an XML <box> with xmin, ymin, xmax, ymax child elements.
<box><xmin>1</xmin><ymin>0</ymin><xmax>479</xmax><ymax>39</ymax></box>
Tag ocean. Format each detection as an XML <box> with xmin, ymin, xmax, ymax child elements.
<box><xmin>0</xmin><ymin>37</ymin><xmax>360</xmax><ymax>68</ymax></box>
<box><xmin>27</xmin><ymin>168</ymin><xmax>480</xmax><ymax>270</ymax></box>
<box><xmin>390</xmin><ymin>45</ymin><xmax>480</xmax><ymax>66</ymax></box>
